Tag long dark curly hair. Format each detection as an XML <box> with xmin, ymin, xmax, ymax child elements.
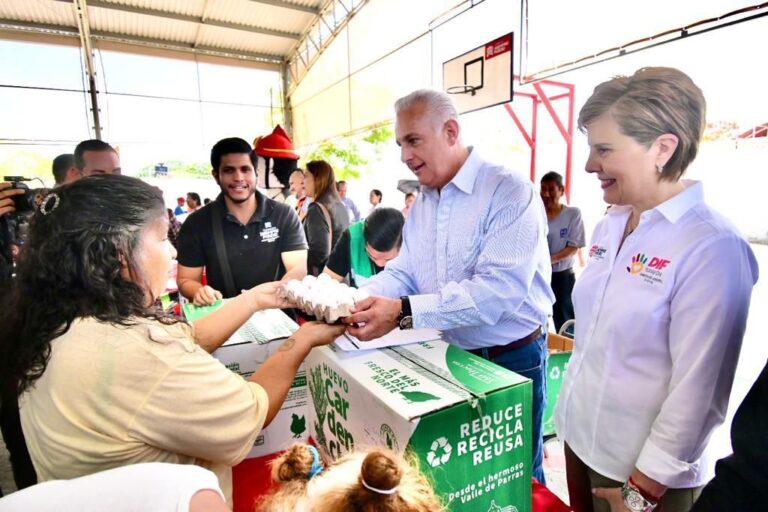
<box><xmin>0</xmin><ymin>175</ymin><xmax>172</xmax><ymax>395</ymax></box>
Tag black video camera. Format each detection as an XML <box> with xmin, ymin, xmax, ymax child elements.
<box><xmin>4</xmin><ymin>176</ymin><xmax>49</xmax><ymax>214</ymax></box>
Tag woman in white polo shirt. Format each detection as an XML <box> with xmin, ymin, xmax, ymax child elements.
<box><xmin>554</xmin><ymin>67</ymin><xmax>758</xmax><ymax>512</ymax></box>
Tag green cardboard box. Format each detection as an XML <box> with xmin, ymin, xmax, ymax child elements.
<box><xmin>542</xmin><ymin>333</ymin><xmax>573</xmax><ymax>437</ymax></box>
<box><xmin>307</xmin><ymin>340</ymin><xmax>532</xmax><ymax>512</ymax></box>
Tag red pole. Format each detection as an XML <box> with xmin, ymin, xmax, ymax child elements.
<box><xmin>531</xmin><ymin>97</ymin><xmax>538</xmax><ymax>183</ymax></box>
<box><xmin>504</xmin><ymin>103</ymin><xmax>533</xmax><ymax>147</ymax></box>
<box><xmin>565</xmin><ymin>84</ymin><xmax>575</xmax><ymax>203</ymax></box>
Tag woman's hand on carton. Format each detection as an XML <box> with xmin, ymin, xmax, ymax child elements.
<box><xmin>293</xmin><ymin>321</ymin><xmax>346</xmax><ymax>348</ymax></box>
<box><xmin>243</xmin><ymin>281</ymin><xmax>294</xmax><ymax>311</ymax></box>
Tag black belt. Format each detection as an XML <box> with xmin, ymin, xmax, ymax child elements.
<box><xmin>469</xmin><ymin>326</ymin><xmax>543</xmax><ymax>359</ymax></box>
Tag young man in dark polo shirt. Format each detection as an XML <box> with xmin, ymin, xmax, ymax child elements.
<box><xmin>176</xmin><ymin>137</ymin><xmax>308</xmax><ymax>305</ymax></box>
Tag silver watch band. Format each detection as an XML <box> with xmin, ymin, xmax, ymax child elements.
<box><xmin>621</xmin><ymin>481</ymin><xmax>658</xmax><ymax>512</ymax></box>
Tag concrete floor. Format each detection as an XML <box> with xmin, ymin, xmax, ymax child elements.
<box><xmin>543</xmin><ymin>437</ymin><xmax>570</xmax><ymax>504</ymax></box>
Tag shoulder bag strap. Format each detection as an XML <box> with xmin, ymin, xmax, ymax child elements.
<box><xmin>211</xmin><ymin>200</ymin><xmax>237</xmax><ymax>298</ymax></box>
<box><xmin>315</xmin><ymin>201</ymin><xmax>333</xmax><ymax>250</ymax></box>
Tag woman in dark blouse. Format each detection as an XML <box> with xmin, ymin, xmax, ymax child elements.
<box><xmin>303</xmin><ymin>160</ymin><xmax>349</xmax><ymax>276</ymax></box>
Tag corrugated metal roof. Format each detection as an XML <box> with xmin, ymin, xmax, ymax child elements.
<box><xmin>0</xmin><ymin>0</ymin><xmax>75</xmax><ymax>27</ymax></box>
<box><xmin>0</xmin><ymin>0</ymin><xmax>324</xmax><ymax>62</ymax></box>
<box><xmin>88</xmin><ymin>7</ymin><xmax>199</xmax><ymax>42</ymax></box>
<box><xmin>206</xmin><ymin>0</ymin><xmax>316</xmax><ymax>35</ymax></box>
<box><xmin>112</xmin><ymin>0</ymin><xmax>209</xmax><ymax>18</ymax></box>
<box><xmin>197</xmin><ymin>24</ymin><xmax>295</xmax><ymax>56</ymax></box>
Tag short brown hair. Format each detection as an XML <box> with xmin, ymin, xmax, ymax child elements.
<box><xmin>578</xmin><ymin>67</ymin><xmax>706</xmax><ymax>181</ymax></box>
<box><xmin>305</xmin><ymin>160</ymin><xmax>339</xmax><ymax>204</ymax></box>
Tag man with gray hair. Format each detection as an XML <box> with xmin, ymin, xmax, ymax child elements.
<box><xmin>345</xmin><ymin>88</ymin><xmax>554</xmax><ymax>483</ymax></box>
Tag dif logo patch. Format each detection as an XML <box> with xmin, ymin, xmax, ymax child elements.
<box><xmin>589</xmin><ymin>244</ymin><xmax>607</xmax><ymax>259</ymax></box>
<box><xmin>627</xmin><ymin>253</ymin><xmax>671</xmax><ymax>274</ymax></box>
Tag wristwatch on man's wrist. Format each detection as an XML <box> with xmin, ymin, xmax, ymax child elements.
<box><xmin>397</xmin><ymin>296</ymin><xmax>413</xmax><ymax>330</ymax></box>
<box><xmin>621</xmin><ymin>478</ymin><xmax>659</xmax><ymax>512</ymax></box>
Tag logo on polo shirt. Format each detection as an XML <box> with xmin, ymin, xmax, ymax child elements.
<box><xmin>588</xmin><ymin>244</ymin><xmax>607</xmax><ymax>260</ymax></box>
<box><xmin>627</xmin><ymin>253</ymin><xmax>648</xmax><ymax>274</ymax></box>
<box><xmin>260</xmin><ymin>223</ymin><xmax>280</xmax><ymax>243</ymax></box>
<box><xmin>627</xmin><ymin>252</ymin><xmax>671</xmax><ymax>284</ymax></box>
<box><xmin>559</xmin><ymin>228</ymin><xmax>568</xmax><ymax>238</ymax></box>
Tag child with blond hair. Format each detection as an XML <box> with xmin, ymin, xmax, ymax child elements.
<box><xmin>258</xmin><ymin>443</ymin><xmax>443</xmax><ymax>512</ymax></box>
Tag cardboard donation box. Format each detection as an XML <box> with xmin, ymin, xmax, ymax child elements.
<box><xmin>542</xmin><ymin>333</ymin><xmax>574</xmax><ymax>437</ymax></box>
<box><xmin>183</xmin><ymin>303</ymin><xmax>310</xmax><ymax>458</ymax></box>
<box><xmin>307</xmin><ymin>340</ymin><xmax>532</xmax><ymax>512</ymax></box>
<box><xmin>214</xmin><ymin>341</ymin><xmax>309</xmax><ymax>459</ymax></box>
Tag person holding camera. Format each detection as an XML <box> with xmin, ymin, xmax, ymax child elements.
<box><xmin>0</xmin><ymin>182</ymin><xmax>26</xmax><ymax>281</ymax></box>
<box><xmin>0</xmin><ymin>182</ymin><xmax>26</xmax><ymax>217</ymax></box>
<box><xmin>1</xmin><ymin>180</ymin><xmax>37</xmax><ymax>498</ymax></box>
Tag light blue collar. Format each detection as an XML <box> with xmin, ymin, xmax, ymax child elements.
<box><xmin>449</xmin><ymin>146</ymin><xmax>480</xmax><ymax>195</ymax></box>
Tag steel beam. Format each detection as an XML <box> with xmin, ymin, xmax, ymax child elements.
<box><xmin>0</xmin><ymin>20</ymin><xmax>283</xmax><ymax>64</ymax></box>
<box><xmin>73</xmin><ymin>0</ymin><xmax>102</xmax><ymax>140</ymax></box>
<box><xmin>0</xmin><ymin>18</ymin><xmax>77</xmax><ymax>36</ymax></box>
<box><xmin>91</xmin><ymin>30</ymin><xmax>283</xmax><ymax>63</ymax></box>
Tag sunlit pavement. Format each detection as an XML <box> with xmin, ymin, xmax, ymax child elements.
<box><xmin>543</xmin><ymin>437</ymin><xmax>570</xmax><ymax>504</ymax></box>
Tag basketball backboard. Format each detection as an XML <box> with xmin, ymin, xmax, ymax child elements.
<box><xmin>442</xmin><ymin>33</ymin><xmax>514</xmax><ymax>114</ymax></box>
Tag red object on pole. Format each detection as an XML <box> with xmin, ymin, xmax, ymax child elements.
<box><xmin>503</xmin><ymin>77</ymin><xmax>575</xmax><ymax>203</ymax></box>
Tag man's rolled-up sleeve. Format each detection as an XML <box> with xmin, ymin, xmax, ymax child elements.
<box><xmin>567</xmin><ymin>208</ymin><xmax>586</xmax><ymax>248</ymax></box>
<box><xmin>280</xmin><ymin>206</ymin><xmax>308</xmax><ymax>252</ymax></box>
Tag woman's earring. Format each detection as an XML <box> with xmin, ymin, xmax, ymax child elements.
<box><xmin>656</xmin><ymin>164</ymin><xmax>664</xmax><ymax>174</ymax></box>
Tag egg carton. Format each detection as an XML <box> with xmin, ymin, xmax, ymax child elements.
<box><xmin>281</xmin><ymin>274</ymin><xmax>370</xmax><ymax>323</ymax></box>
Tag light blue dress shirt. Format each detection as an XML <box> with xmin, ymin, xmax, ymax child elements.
<box><xmin>363</xmin><ymin>148</ymin><xmax>554</xmax><ymax>349</ymax></box>
<box><xmin>341</xmin><ymin>197</ymin><xmax>361</xmax><ymax>222</ymax></box>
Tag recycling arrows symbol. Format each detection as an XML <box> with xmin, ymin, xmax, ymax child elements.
<box><xmin>426</xmin><ymin>436</ymin><xmax>452</xmax><ymax>467</ymax></box>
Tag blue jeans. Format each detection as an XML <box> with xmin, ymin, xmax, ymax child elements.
<box><xmin>476</xmin><ymin>333</ymin><xmax>547</xmax><ymax>484</ymax></box>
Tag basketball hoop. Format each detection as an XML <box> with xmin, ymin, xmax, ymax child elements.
<box><xmin>443</xmin><ymin>33</ymin><xmax>513</xmax><ymax>114</ymax></box>
<box><xmin>446</xmin><ymin>85</ymin><xmax>479</xmax><ymax>96</ymax></box>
